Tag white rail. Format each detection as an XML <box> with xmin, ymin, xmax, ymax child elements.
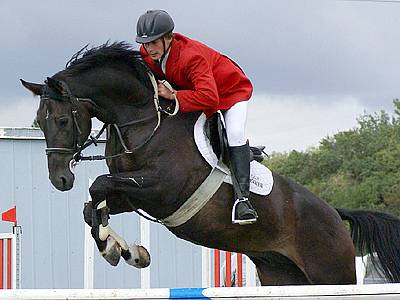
<box><xmin>1</xmin><ymin>284</ymin><xmax>400</xmax><ymax>299</ymax></box>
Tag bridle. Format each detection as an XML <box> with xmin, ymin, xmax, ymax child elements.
<box><xmin>42</xmin><ymin>80</ymin><xmax>92</xmax><ymax>157</ymax></box>
<box><xmin>41</xmin><ymin>72</ymin><xmax>179</xmax><ymax>169</ymax></box>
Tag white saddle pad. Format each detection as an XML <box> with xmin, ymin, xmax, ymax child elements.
<box><xmin>194</xmin><ymin>113</ymin><xmax>273</xmax><ymax>196</ymax></box>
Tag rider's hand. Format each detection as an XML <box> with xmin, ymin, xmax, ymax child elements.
<box><xmin>157</xmin><ymin>80</ymin><xmax>176</xmax><ymax>100</ymax></box>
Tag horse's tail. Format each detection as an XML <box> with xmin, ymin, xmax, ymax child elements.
<box><xmin>336</xmin><ymin>208</ymin><xmax>400</xmax><ymax>282</ymax></box>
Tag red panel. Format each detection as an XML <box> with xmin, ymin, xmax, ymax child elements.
<box><xmin>225</xmin><ymin>251</ymin><xmax>231</xmax><ymax>287</ymax></box>
<box><xmin>0</xmin><ymin>239</ymin><xmax>3</xmax><ymax>289</ymax></box>
<box><xmin>7</xmin><ymin>239</ymin><xmax>11</xmax><ymax>289</ymax></box>
<box><xmin>237</xmin><ymin>253</ymin><xmax>243</xmax><ymax>287</ymax></box>
<box><xmin>214</xmin><ymin>249</ymin><xmax>220</xmax><ymax>287</ymax></box>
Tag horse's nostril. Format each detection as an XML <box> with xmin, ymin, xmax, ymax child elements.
<box><xmin>51</xmin><ymin>173</ymin><xmax>73</xmax><ymax>191</ymax></box>
<box><xmin>60</xmin><ymin>176</ymin><xmax>67</xmax><ymax>187</ymax></box>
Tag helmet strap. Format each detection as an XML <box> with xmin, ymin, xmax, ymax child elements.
<box><xmin>159</xmin><ymin>37</ymin><xmax>172</xmax><ymax>69</ymax></box>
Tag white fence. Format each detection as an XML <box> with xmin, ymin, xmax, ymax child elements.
<box><xmin>0</xmin><ymin>229</ymin><xmax>20</xmax><ymax>289</ymax></box>
<box><xmin>1</xmin><ymin>284</ymin><xmax>400</xmax><ymax>299</ymax></box>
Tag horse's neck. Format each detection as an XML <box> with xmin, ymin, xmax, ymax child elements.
<box><xmin>122</xmin><ymin>110</ymin><xmax>202</xmax><ymax>164</ymax></box>
<box><xmin>139</xmin><ymin>111</ymin><xmax>209</xmax><ymax>215</ymax></box>
<box><xmin>90</xmin><ymin>96</ymin><xmax>154</xmax><ymax>125</ymax></box>
<box><xmin>63</xmin><ymin>71</ymin><xmax>154</xmax><ymax>125</ymax></box>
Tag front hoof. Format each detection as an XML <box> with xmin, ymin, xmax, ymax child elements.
<box><xmin>125</xmin><ymin>245</ymin><xmax>151</xmax><ymax>268</ymax></box>
<box><xmin>101</xmin><ymin>236</ymin><xmax>121</xmax><ymax>266</ymax></box>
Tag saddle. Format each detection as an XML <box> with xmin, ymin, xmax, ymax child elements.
<box><xmin>204</xmin><ymin>112</ymin><xmax>267</xmax><ymax>166</ymax></box>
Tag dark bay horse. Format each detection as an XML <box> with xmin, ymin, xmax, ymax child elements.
<box><xmin>21</xmin><ymin>43</ymin><xmax>400</xmax><ymax>285</ymax></box>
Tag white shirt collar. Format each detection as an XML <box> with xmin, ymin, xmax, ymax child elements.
<box><xmin>160</xmin><ymin>48</ymin><xmax>171</xmax><ymax>74</ymax></box>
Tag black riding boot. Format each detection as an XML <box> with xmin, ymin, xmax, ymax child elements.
<box><xmin>229</xmin><ymin>142</ymin><xmax>258</xmax><ymax>225</ymax></box>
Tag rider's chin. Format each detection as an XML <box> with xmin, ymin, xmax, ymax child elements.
<box><xmin>50</xmin><ymin>172</ymin><xmax>75</xmax><ymax>191</ymax></box>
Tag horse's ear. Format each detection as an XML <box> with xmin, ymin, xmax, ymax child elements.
<box><xmin>20</xmin><ymin>79</ymin><xmax>44</xmax><ymax>96</ymax></box>
<box><xmin>46</xmin><ymin>77</ymin><xmax>64</xmax><ymax>94</ymax></box>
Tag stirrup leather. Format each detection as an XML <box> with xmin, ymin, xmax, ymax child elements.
<box><xmin>231</xmin><ymin>198</ymin><xmax>258</xmax><ymax>225</ymax></box>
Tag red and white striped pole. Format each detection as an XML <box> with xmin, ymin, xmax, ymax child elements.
<box><xmin>213</xmin><ymin>250</ymin><xmax>243</xmax><ymax>287</ymax></box>
<box><xmin>0</xmin><ymin>238</ymin><xmax>3</xmax><ymax>289</ymax></box>
<box><xmin>202</xmin><ymin>247</ymin><xmax>257</xmax><ymax>287</ymax></box>
<box><xmin>1</xmin><ymin>206</ymin><xmax>20</xmax><ymax>289</ymax></box>
<box><xmin>214</xmin><ymin>249</ymin><xmax>221</xmax><ymax>287</ymax></box>
<box><xmin>0</xmin><ymin>234</ymin><xmax>14</xmax><ymax>289</ymax></box>
<box><xmin>237</xmin><ymin>252</ymin><xmax>243</xmax><ymax>287</ymax></box>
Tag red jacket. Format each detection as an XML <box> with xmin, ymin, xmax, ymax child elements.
<box><xmin>140</xmin><ymin>33</ymin><xmax>253</xmax><ymax>117</ymax></box>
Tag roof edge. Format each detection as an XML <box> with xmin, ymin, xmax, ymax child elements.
<box><xmin>0</xmin><ymin>127</ymin><xmax>106</xmax><ymax>141</ymax></box>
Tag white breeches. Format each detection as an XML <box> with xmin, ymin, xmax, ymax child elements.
<box><xmin>222</xmin><ymin>100</ymin><xmax>248</xmax><ymax>147</ymax></box>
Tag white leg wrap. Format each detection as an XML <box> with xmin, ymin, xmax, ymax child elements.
<box><xmin>96</xmin><ymin>200</ymin><xmax>129</xmax><ymax>251</ymax></box>
<box><xmin>99</xmin><ymin>224</ymin><xmax>129</xmax><ymax>251</ymax></box>
<box><xmin>97</xmin><ymin>199</ymin><xmax>107</xmax><ymax>209</ymax></box>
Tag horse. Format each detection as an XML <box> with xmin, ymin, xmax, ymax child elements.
<box><xmin>21</xmin><ymin>42</ymin><xmax>400</xmax><ymax>285</ymax></box>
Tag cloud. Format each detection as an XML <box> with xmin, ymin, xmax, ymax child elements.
<box><xmin>1</xmin><ymin>1</ymin><xmax>400</xmax><ymax>103</ymax></box>
<box><xmin>246</xmin><ymin>93</ymin><xmax>369</xmax><ymax>153</ymax></box>
<box><xmin>0</xmin><ymin>95</ymin><xmax>104</xmax><ymax>130</ymax></box>
<box><xmin>0</xmin><ymin>96</ymin><xmax>38</xmax><ymax>127</ymax></box>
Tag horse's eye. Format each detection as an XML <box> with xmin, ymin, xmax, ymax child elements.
<box><xmin>56</xmin><ymin>116</ymin><xmax>69</xmax><ymax>128</ymax></box>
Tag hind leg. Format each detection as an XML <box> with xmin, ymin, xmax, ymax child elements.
<box><xmin>298</xmin><ymin>238</ymin><xmax>356</xmax><ymax>284</ymax></box>
<box><xmin>251</xmin><ymin>252</ymin><xmax>311</xmax><ymax>285</ymax></box>
<box><xmin>295</xmin><ymin>220</ymin><xmax>356</xmax><ymax>284</ymax></box>
<box><xmin>290</xmin><ymin>189</ymin><xmax>357</xmax><ymax>284</ymax></box>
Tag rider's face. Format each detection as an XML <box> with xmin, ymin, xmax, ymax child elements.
<box><xmin>143</xmin><ymin>38</ymin><xmax>171</xmax><ymax>60</ymax></box>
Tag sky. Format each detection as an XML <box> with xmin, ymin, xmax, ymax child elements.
<box><xmin>1</xmin><ymin>0</ymin><xmax>399</xmax><ymax>152</ymax></box>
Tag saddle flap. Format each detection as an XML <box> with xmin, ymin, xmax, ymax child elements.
<box><xmin>195</xmin><ymin>113</ymin><xmax>273</xmax><ymax>196</ymax></box>
<box><xmin>204</xmin><ymin>112</ymin><xmax>229</xmax><ymax>165</ymax></box>
<box><xmin>204</xmin><ymin>112</ymin><xmax>266</xmax><ymax>164</ymax></box>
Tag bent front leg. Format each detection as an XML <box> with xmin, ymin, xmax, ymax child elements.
<box><xmin>84</xmin><ymin>199</ymin><xmax>150</xmax><ymax>268</ymax></box>
<box><xmin>89</xmin><ymin>172</ymin><xmax>159</xmax><ymax>208</ymax></box>
<box><xmin>88</xmin><ymin>172</ymin><xmax>157</xmax><ymax>267</ymax></box>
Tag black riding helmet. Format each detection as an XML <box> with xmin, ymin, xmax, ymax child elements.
<box><xmin>136</xmin><ymin>10</ymin><xmax>175</xmax><ymax>44</ymax></box>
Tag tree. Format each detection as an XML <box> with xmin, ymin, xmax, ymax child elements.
<box><xmin>266</xmin><ymin>100</ymin><xmax>400</xmax><ymax>216</ymax></box>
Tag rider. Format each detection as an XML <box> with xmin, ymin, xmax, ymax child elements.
<box><xmin>136</xmin><ymin>10</ymin><xmax>258</xmax><ymax>225</ymax></box>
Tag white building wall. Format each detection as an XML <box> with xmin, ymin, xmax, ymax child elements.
<box><xmin>0</xmin><ymin>128</ymin><xmax>202</xmax><ymax>288</ymax></box>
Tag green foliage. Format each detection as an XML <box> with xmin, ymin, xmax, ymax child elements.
<box><xmin>266</xmin><ymin>100</ymin><xmax>400</xmax><ymax>216</ymax></box>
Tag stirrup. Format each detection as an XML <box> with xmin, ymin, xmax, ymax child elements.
<box><xmin>231</xmin><ymin>198</ymin><xmax>258</xmax><ymax>225</ymax></box>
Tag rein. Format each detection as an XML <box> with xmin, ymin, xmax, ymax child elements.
<box><xmin>42</xmin><ymin>72</ymin><xmax>179</xmax><ymax>167</ymax></box>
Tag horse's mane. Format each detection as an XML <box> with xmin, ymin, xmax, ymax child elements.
<box><xmin>63</xmin><ymin>42</ymin><xmax>153</xmax><ymax>90</ymax></box>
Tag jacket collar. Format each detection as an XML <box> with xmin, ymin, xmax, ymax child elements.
<box><xmin>139</xmin><ymin>33</ymin><xmax>184</xmax><ymax>78</ymax></box>
<box><xmin>166</xmin><ymin>34</ymin><xmax>181</xmax><ymax>64</ymax></box>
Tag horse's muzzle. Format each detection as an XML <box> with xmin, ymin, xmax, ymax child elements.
<box><xmin>50</xmin><ymin>172</ymin><xmax>75</xmax><ymax>191</ymax></box>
